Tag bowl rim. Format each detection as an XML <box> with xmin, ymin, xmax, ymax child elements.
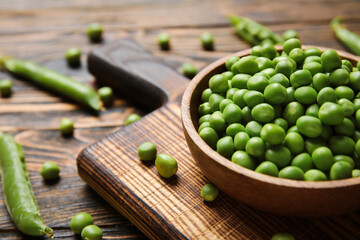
<box><xmin>181</xmin><ymin>45</ymin><xmax>360</xmax><ymax>190</ymax></box>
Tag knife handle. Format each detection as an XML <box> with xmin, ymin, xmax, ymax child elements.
<box><xmin>87</xmin><ymin>38</ymin><xmax>189</xmax><ymax>109</ymax></box>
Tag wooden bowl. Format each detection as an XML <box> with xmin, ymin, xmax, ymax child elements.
<box><xmin>181</xmin><ymin>45</ymin><xmax>360</xmax><ymax>218</ymax></box>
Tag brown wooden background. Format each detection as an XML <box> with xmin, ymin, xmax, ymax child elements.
<box><xmin>1</xmin><ymin>0</ymin><xmax>360</xmax><ymax>239</ymax></box>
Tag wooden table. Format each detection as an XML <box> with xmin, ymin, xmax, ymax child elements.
<box><xmin>1</xmin><ymin>0</ymin><xmax>360</xmax><ymax>239</ymax></box>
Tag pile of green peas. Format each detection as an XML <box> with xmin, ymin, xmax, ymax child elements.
<box><xmin>198</xmin><ymin>38</ymin><xmax>360</xmax><ymax>181</ymax></box>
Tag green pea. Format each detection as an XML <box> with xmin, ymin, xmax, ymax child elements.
<box><xmin>329</xmin><ymin>136</ymin><xmax>355</xmax><ymax>155</ymax></box>
<box><xmin>353</xmin><ymin>169</ymin><xmax>360</xmax><ymax>177</ymax></box>
<box><xmin>222</xmin><ymin>71</ymin><xmax>234</xmax><ymax>81</ymax></box>
<box><xmin>291</xmin><ymin>153</ymin><xmax>313</xmax><ymax>172</ymax></box>
<box><xmin>342</xmin><ymin>64</ymin><xmax>351</xmax><ymax>73</ymax></box>
<box><xmin>271</xmin><ymin>233</ymin><xmax>296</xmax><ymax>240</ymax></box>
<box><xmin>337</xmin><ymin>98</ymin><xmax>355</xmax><ymax>117</ymax></box>
<box><xmin>311</xmin><ymin>147</ymin><xmax>334</xmax><ymax>172</ymax></box>
<box><xmin>40</xmin><ymin>162</ymin><xmax>60</xmax><ymax>180</ymax></box>
<box><xmin>321</xmin><ymin>49</ymin><xmax>342</xmax><ymax>72</ymax></box>
<box><xmin>226</xmin><ymin>88</ymin><xmax>238</xmax><ymax>100</ymax></box>
<box><xmin>217</xmin><ymin>136</ymin><xmax>235</xmax><ymax>159</ymax></box>
<box><xmin>279</xmin><ymin>166</ymin><xmax>304</xmax><ymax>180</ymax></box>
<box><xmin>357</xmin><ymin>109</ymin><xmax>360</xmax><ymax>127</ymax></box>
<box><xmin>335</xmin><ymin>118</ymin><xmax>355</xmax><ymax>136</ymax></box>
<box><xmin>305</xmin><ymin>47</ymin><xmax>322</xmax><ymax>57</ymax></box>
<box><xmin>312</xmin><ymin>73</ymin><xmax>330</xmax><ymax>92</ymax></box>
<box><xmin>65</xmin><ymin>47</ymin><xmax>82</xmax><ymax>67</ymax></box>
<box><xmin>275</xmin><ymin>60</ymin><xmax>294</xmax><ymax>78</ymax></box>
<box><xmin>209</xmin><ymin>93</ymin><xmax>224</xmax><ymax>112</ymax></box>
<box><xmin>294</xmin><ymin>86</ymin><xmax>317</xmax><ymax>105</ymax></box>
<box><xmin>265</xmin><ymin>145</ymin><xmax>291</xmax><ymax>168</ymax></box>
<box><xmin>245</xmin><ymin>137</ymin><xmax>265</xmax><ymax>157</ymax></box>
<box><xmin>241</xmin><ymin>106</ymin><xmax>253</xmax><ymax>122</ymax></box>
<box><xmin>256</xmin><ymin>57</ymin><xmax>274</xmax><ymax>71</ymax></box>
<box><xmin>282</xmin><ymin>87</ymin><xmax>295</xmax><ymax>105</ymax></box>
<box><xmin>199</xmin><ymin>127</ymin><xmax>219</xmax><ymax>149</ymax></box>
<box><xmin>356</xmin><ymin>139</ymin><xmax>360</xmax><ymax>156</ymax></box>
<box><xmin>354</xmin><ymin>131</ymin><xmax>360</xmax><ymax>143</ymax></box>
<box><xmin>260</xmin><ymin>123</ymin><xmax>286</xmax><ymax>145</ymax></box>
<box><xmin>342</xmin><ymin>59</ymin><xmax>353</xmax><ymax>71</ymax></box>
<box><xmin>255</xmin><ymin>161</ymin><xmax>279</xmax><ymax>177</ymax></box>
<box><xmin>200</xmin><ymin>32</ymin><xmax>214</xmax><ymax>51</ymax></box>
<box><xmin>263</xmin><ymin>83</ymin><xmax>287</xmax><ymax>105</ymax></box>
<box><xmin>317</xmin><ymin>87</ymin><xmax>337</xmax><ymax>106</ymax></box>
<box><xmin>318</xmin><ymin>102</ymin><xmax>345</xmax><ymax>125</ymax></box>
<box><xmin>201</xmin><ymin>88</ymin><xmax>212</xmax><ymax>102</ymax></box>
<box><xmin>353</xmin><ymin>99</ymin><xmax>360</xmax><ymax>111</ymax></box>
<box><xmin>243</xmin><ymin>90</ymin><xmax>264</xmax><ymax>107</ymax></box>
<box><xmin>226</xmin><ymin>56</ymin><xmax>240</xmax><ymax>71</ymax></box>
<box><xmin>81</xmin><ymin>225</ymin><xmax>103</xmax><ymax>240</ymax></box>
<box><xmin>283</xmin><ymin>102</ymin><xmax>304</xmax><ymax>126</ymax></box>
<box><xmin>284</xmin><ymin>132</ymin><xmax>304</xmax><ymax>155</ymax></box>
<box><xmin>304</xmin><ymin>169</ymin><xmax>327</xmax><ymax>181</ymax></box>
<box><xmin>138</xmin><ymin>142</ymin><xmax>157</xmax><ymax>161</ymax></box>
<box><xmin>273</xmin><ymin>118</ymin><xmax>288</xmax><ymax>131</ymax></box>
<box><xmin>200</xmin><ymin>184</ymin><xmax>219</xmax><ymax>202</ymax></box>
<box><xmin>305</xmin><ymin>138</ymin><xmax>327</xmax><ymax>154</ymax></box>
<box><xmin>330</xmin><ymin>161</ymin><xmax>352</xmax><ymax>180</ymax></box>
<box><xmin>261</xmin><ymin>43</ymin><xmax>277</xmax><ymax>60</ymax></box>
<box><xmin>181</xmin><ymin>63</ymin><xmax>197</xmax><ymax>79</ymax></box>
<box><xmin>335</xmin><ymin>86</ymin><xmax>354</xmax><ymax>100</ymax></box>
<box><xmin>223</xmin><ymin>103</ymin><xmax>242</xmax><ymax>124</ymax></box>
<box><xmin>70</xmin><ymin>212</ymin><xmax>93</xmax><ymax>234</ymax></box>
<box><xmin>303</xmin><ymin>62</ymin><xmax>323</xmax><ymax>76</ymax></box>
<box><xmin>283</xmin><ymin>38</ymin><xmax>301</xmax><ymax>55</ymax></box>
<box><xmin>287</xmin><ymin>125</ymin><xmax>298</xmax><ymax>133</ymax></box>
<box><xmin>231</xmin><ymin>74</ymin><xmax>251</xmax><ymax>89</ymax></box>
<box><xmin>209</xmin><ymin>74</ymin><xmax>228</xmax><ymax>93</ymax></box>
<box><xmin>209</xmin><ymin>111</ymin><xmax>227</xmax><ymax>133</ymax></box>
<box><xmin>283</xmin><ymin>30</ymin><xmax>299</xmax><ymax>40</ymax></box>
<box><xmin>86</xmin><ymin>23</ymin><xmax>103</xmax><ymax>42</ymax></box>
<box><xmin>59</xmin><ymin>118</ymin><xmax>74</xmax><ymax>137</ymax></box>
<box><xmin>268</xmin><ymin>73</ymin><xmax>290</xmax><ymax>87</ymax></box>
<box><xmin>290</xmin><ymin>69</ymin><xmax>312</xmax><ymax>88</ymax></box>
<box><xmin>305</xmin><ymin>56</ymin><xmax>322</xmax><ymax>64</ymax></box>
<box><xmin>125</xmin><ymin>113</ymin><xmax>141</xmax><ymax>125</ymax></box>
<box><xmin>289</xmin><ymin>48</ymin><xmax>305</xmax><ymax>65</ymax></box>
<box><xmin>226</xmin><ymin>123</ymin><xmax>244</xmax><ymax>137</ymax></box>
<box><xmin>334</xmin><ymin>155</ymin><xmax>355</xmax><ymax>169</ymax></box>
<box><xmin>329</xmin><ymin>68</ymin><xmax>350</xmax><ymax>87</ymax></box>
<box><xmin>251</xmin><ymin>103</ymin><xmax>275</xmax><ymax>123</ymax></box>
<box><xmin>349</xmin><ymin>72</ymin><xmax>360</xmax><ymax>91</ymax></box>
<box><xmin>245</xmin><ymin>121</ymin><xmax>263</xmax><ymax>137</ymax></box>
<box><xmin>296</xmin><ymin>116</ymin><xmax>322</xmax><ymax>138</ymax></box>
<box><xmin>97</xmin><ymin>86</ymin><xmax>113</xmax><ymax>106</ymax></box>
<box><xmin>219</xmin><ymin>99</ymin><xmax>233</xmax><ymax>112</ymax></box>
<box><xmin>155</xmin><ymin>153</ymin><xmax>178</xmax><ymax>178</ymax></box>
<box><xmin>251</xmin><ymin>46</ymin><xmax>262</xmax><ymax>57</ymax></box>
<box><xmin>198</xmin><ymin>122</ymin><xmax>211</xmax><ymax>133</ymax></box>
<box><xmin>234</xmin><ymin>56</ymin><xmax>259</xmax><ymax>75</ymax></box>
<box><xmin>262</xmin><ymin>68</ymin><xmax>277</xmax><ymax>77</ymax></box>
<box><xmin>198</xmin><ymin>102</ymin><xmax>212</xmax><ymax>116</ymax></box>
<box><xmin>306</xmin><ymin>104</ymin><xmax>319</xmax><ymax>117</ymax></box>
<box><xmin>0</xmin><ymin>79</ymin><xmax>12</xmax><ymax>97</ymax></box>
<box><xmin>319</xmin><ymin>124</ymin><xmax>334</xmax><ymax>141</ymax></box>
<box><xmin>157</xmin><ymin>33</ymin><xmax>170</xmax><ymax>50</ymax></box>
<box><xmin>232</xmin><ymin>89</ymin><xmax>248</xmax><ymax>108</ymax></box>
<box><xmin>199</xmin><ymin>114</ymin><xmax>211</xmax><ymax>125</ymax></box>
<box><xmin>247</xmin><ymin>75</ymin><xmax>269</xmax><ymax>92</ymax></box>
<box><xmin>231</xmin><ymin>150</ymin><xmax>257</xmax><ymax>170</ymax></box>
<box><xmin>234</xmin><ymin>132</ymin><xmax>250</xmax><ymax>150</ymax></box>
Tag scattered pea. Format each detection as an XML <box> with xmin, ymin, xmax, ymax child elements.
<box><xmin>81</xmin><ymin>225</ymin><xmax>103</xmax><ymax>240</ymax></box>
<box><xmin>70</xmin><ymin>212</ymin><xmax>93</xmax><ymax>234</ymax></box>
<box><xmin>59</xmin><ymin>118</ymin><xmax>74</xmax><ymax>137</ymax></box>
<box><xmin>0</xmin><ymin>79</ymin><xmax>12</xmax><ymax>97</ymax></box>
<box><xmin>86</xmin><ymin>23</ymin><xmax>103</xmax><ymax>42</ymax></box>
<box><xmin>200</xmin><ymin>183</ymin><xmax>219</xmax><ymax>202</ymax></box>
<box><xmin>40</xmin><ymin>162</ymin><xmax>60</xmax><ymax>180</ymax></box>
<box><xmin>125</xmin><ymin>113</ymin><xmax>141</xmax><ymax>125</ymax></box>
<box><xmin>138</xmin><ymin>142</ymin><xmax>157</xmax><ymax>161</ymax></box>
<box><xmin>181</xmin><ymin>63</ymin><xmax>197</xmax><ymax>79</ymax></box>
<box><xmin>271</xmin><ymin>232</ymin><xmax>295</xmax><ymax>240</ymax></box>
<box><xmin>65</xmin><ymin>47</ymin><xmax>81</xmax><ymax>67</ymax></box>
<box><xmin>97</xmin><ymin>86</ymin><xmax>113</xmax><ymax>106</ymax></box>
<box><xmin>158</xmin><ymin>32</ymin><xmax>170</xmax><ymax>50</ymax></box>
<box><xmin>200</xmin><ymin>32</ymin><xmax>214</xmax><ymax>51</ymax></box>
<box><xmin>155</xmin><ymin>153</ymin><xmax>178</xmax><ymax>178</ymax></box>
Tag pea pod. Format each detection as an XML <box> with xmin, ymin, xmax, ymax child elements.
<box><xmin>0</xmin><ymin>133</ymin><xmax>53</xmax><ymax>237</ymax></box>
<box><xmin>228</xmin><ymin>15</ymin><xmax>284</xmax><ymax>45</ymax></box>
<box><xmin>0</xmin><ymin>58</ymin><xmax>101</xmax><ymax>111</ymax></box>
<box><xmin>330</xmin><ymin>17</ymin><xmax>360</xmax><ymax>56</ymax></box>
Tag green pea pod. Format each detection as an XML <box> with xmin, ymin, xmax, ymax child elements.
<box><xmin>331</xmin><ymin>17</ymin><xmax>360</xmax><ymax>56</ymax></box>
<box><xmin>0</xmin><ymin>58</ymin><xmax>101</xmax><ymax>111</ymax></box>
<box><xmin>0</xmin><ymin>133</ymin><xmax>54</xmax><ymax>237</ymax></box>
<box><xmin>228</xmin><ymin>15</ymin><xmax>284</xmax><ymax>46</ymax></box>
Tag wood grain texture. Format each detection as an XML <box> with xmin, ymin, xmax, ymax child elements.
<box><xmin>1</xmin><ymin>0</ymin><xmax>360</xmax><ymax>239</ymax></box>
<box><xmin>78</xmin><ymin>102</ymin><xmax>360</xmax><ymax>240</ymax></box>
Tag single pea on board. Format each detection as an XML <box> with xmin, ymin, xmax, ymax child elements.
<box><xmin>70</xmin><ymin>212</ymin><xmax>94</xmax><ymax>234</ymax></box>
<box><xmin>158</xmin><ymin>32</ymin><xmax>171</xmax><ymax>50</ymax></box>
<box><xmin>201</xmin><ymin>183</ymin><xmax>219</xmax><ymax>202</ymax></box>
<box><xmin>271</xmin><ymin>232</ymin><xmax>295</xmax><ymax>240</ymax></box>
<box><xmin>59</xmin><ymin>118</ymin><xmax>74</xmax><ymax>137</ymax></box>
<box><xmin>40</xmin><ymin>162</ymin><xmax>60</xmax><ymax>180</ymax></box>
<box><xmin>65</xmin><ymin>47</ymin><xmax>82</xmax><ymax>67</ymax></box>
<box><xmin>0</xmin><ymin>79</ymin><xmax>12</xmax><ymax>97</ymax></box>
<box><xmin>97</xmin><ymin>86</ymin><xmax>113</xmax><ymax>107</ymax></box>
<box><xmin>81</xmin><ymin>225</ymin><xmax>103</xmax><ymax>240</ymax></box>
<box><xmin>125</xmin><ymin>113</ymin><xmax>141</xmax><ymax>126</ymax></box>
<box><xmin>181</xmin><ymin>63</ymin><xmax>198</xmax><ymax>79</ymax></box>
<box><xmin>155</xmin><ymin>153</ymin><xmax>178</xmax><ymax>178</ymax></box>
<box><xmin>86</xmin><ymin>23</ymin><xmax>103</xmax><ymax>42</ymax></box>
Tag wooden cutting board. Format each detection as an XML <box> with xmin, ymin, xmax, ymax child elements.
<box><xmin>76</xmin><ymin>39</ymin><xmax>360</xmax><ymax>240</ymax></box>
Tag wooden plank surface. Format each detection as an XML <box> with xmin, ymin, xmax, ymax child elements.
<box><xmin>1</xmin><ymin>0</ymin><xmax>360</xmax><ymax>239</ymax></box>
